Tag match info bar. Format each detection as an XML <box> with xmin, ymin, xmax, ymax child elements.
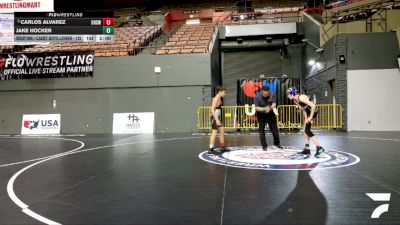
<box><xmin>15</xmin><ymin>35</ymin><xmax>114</xmax><ymax>42</ymax></box>
<box><xmin>14</xmin><ymin>13</ymin><xmax>115</xmax><ymax>43</ymax></box>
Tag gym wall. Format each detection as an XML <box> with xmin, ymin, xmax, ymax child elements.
<box><xmin>305</xmin><ymin>32</ymin><xmax>400</xmax><ymax>131</ymax></box>
<box><xmin>0</xmin><ymin>54</ymin><xmax>212</xmax><ymax>134</ymax></box>
<box><xmin>347</xmin><ymin>69</ymin><xmax>400</xmax><ymax>131</ymax></box>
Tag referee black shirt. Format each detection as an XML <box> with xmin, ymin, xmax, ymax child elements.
<box><xmin>255</xmin><ymin>92</ymin><xmax>276</xmax><ymax>116</ymax></box>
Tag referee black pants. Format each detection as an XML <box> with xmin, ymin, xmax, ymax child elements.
<box><xmin>257</xmin><ymin>113</ymin><xmax>280</xmax><ymax>148</ymax></box>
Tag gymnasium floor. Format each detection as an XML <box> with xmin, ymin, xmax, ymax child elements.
<box><xmin>0</xmin><ymin>131</ymin><xmax>399</xmax><ymax>225</ymax></box>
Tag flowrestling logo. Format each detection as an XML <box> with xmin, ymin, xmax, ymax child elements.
<box><xmin>21</xmin><ymin>114</ymin><xmax>60</xmax><ymax>134</ymax></box>
<box><xmin>0</xmin><ymin>51</ymin><xmax>94</xmax><ymax>80</ymax></box>
<box><xmin>366</xmin><ymin>193</ymin><xmax>391</xmax><ymax>219</ymax></box>
<box><xmin>199</xmin><ymin>146</ymin><xmax>360</xmax><ymax>170</ymax></box>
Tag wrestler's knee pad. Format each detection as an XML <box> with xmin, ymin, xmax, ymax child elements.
<box><xmin>305</xmin><ymin>123</ymin><xmax>314</xmax><ymax>137</ymax></box>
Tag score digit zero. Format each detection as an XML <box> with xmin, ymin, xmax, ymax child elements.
<box><xmin>102</xmin><ymin>18</ymin><xmax>115</xmax><ymax>26</ymax></box>
<box><xmin>103</xmin><ymin>26</ymin><xmax>114</xmax><ymax>35</ymax></box>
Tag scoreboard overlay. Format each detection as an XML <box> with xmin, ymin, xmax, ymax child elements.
<box><xmin>14</xmin><ymin>12</ymin><xmax>115</xmax><ymax>43</ymax></box>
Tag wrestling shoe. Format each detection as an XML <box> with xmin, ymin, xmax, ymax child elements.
<box><xmin>208</xmin><ymin>148</ymin><xmax>219</xmax><ymax>155</ymax></box>
<box><xmin>298</xmin><ymin>148</ymin><xmax>311</xmax><ymax>155</ymax></box>
<box><xmin>220</xmin><ymin>146</ymin><xmax>231</xmax><ymax>153</ymax></box>
<box><xmin>315</xmin><ymin>146</ymin><xmax>325</xmax><ymax>157</ymax></box>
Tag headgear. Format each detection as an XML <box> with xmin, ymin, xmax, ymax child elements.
<box><xmin>287</xmin><ymin>88</ymin><xmax>298</xmax><ymax>96</ymax></box>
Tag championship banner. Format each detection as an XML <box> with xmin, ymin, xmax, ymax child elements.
<box><xmin>21</xmin><ymin>114</ymin><xmax>60</xmax><ymax>135</ymax></box>
<box><xmin>0</xmin><ymin>51</ymin><xmax>94</xmax><ymax>80</ymax></box>
<box><xmin>113</xmin><ymin>113</ymin><xmax>155</xmax><ymax>134</ymax></box>
<box><xmin>0</xmin><ymin>0</ymin><xmax>54</xmax><ymax>13</ymax></box>
<box><xmin>237</xmin><ymin>78</ymin><xmax>300</xmax><ymax>106</ymax></box>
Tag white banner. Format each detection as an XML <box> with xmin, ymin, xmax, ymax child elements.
<box><xmin>113</xmin><ymin>112</ymin><xmax>154</xmax><ymax>134</ymax></box>
<box><xmin>0</xmin><ymin>13</ymin><xmax>49</xmax><ymax>45</ymax></box>
<box><xmin>225</xmin><ymin>23</ymin><xmax>296</xmax><ymax>37</ymax></box>
<box><xmin>0</xmin><ymin>13</ymin><xmax>13</xmax><ymax>45</ymax></box>
<box><xmin>347</xmin><ymin>69</ymin><xmax>400</xmax><ymax>131</ymax></box>
<box><xmin>21</xmin><ymin>114</ymin><xmax>60</xmax><ymax>134</ymax></box>
<box><xmin>0</xmin><ymin>0</ymin><xmax>54</xmax><ymax>13</ymax></box>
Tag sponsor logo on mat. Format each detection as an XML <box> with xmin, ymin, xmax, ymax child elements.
<box><xmin>199</xmin><ymin>146</ymin><xmax>360</xmax><ymax>170</ymax></box>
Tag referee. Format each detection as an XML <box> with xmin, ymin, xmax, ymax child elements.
<box><xmin>255</xmin><ymin>86</ymin><xmax>282</xmax><ymax>151</ymax></box>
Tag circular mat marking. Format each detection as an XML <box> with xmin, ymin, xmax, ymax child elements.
<box><xmin>199</xmin><ymin>146</ymin><xmax>360</xmax><ymax>170</ymax></box>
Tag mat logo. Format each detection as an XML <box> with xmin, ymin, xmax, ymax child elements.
<box><xmin>366</xmin><ymin>193</ymin><xmax>391</xmax><ymax>219</ymax></box>
<box><xmin>21</xmin><ymin>114</ymin><xmax>61</xmax><ymax>135</ymax></box>
<box><xmin>199</xmin><ymin>146</ymin><xmax>360</xmax><ymax>170</ymax></box>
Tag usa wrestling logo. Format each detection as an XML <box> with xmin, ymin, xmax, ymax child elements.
<box><xmin>199</xmin><ymin>146</ymin><xmax>360</xmax><ymax>170</ymax></box>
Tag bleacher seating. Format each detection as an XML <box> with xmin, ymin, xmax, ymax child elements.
<box><xmin>23</xmin><ymin>26</ymin><xmax>162</xmax><ymax>57</ymax></box>
<box><xmin>0</xmin><ymin>45</ymin><xmax>14</xmax><ymax>53</ymax></box>
<box><xmin>156</xmin><ymin>23</ymin><xmax>215</xmax><ymax>55</ymax></box>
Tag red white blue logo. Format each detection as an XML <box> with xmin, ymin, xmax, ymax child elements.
<box><xmin>21</xmin><ymin>114</ymin><xmax>61</xmax><ymax>135</ymax></box>
<box><xmin>23</xmin><ymin>119</ymin><xmax>59</xmax><ymax>130</ymax></box>
<box><xmin>199</xmin><ymin>146</ymin><xmax>360</xmax><ymax>170</ymax></box>
<box><xmin>23</xmin><ymin>120</ymin><xmax>40</xmax><ymax>129</ymax></box>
